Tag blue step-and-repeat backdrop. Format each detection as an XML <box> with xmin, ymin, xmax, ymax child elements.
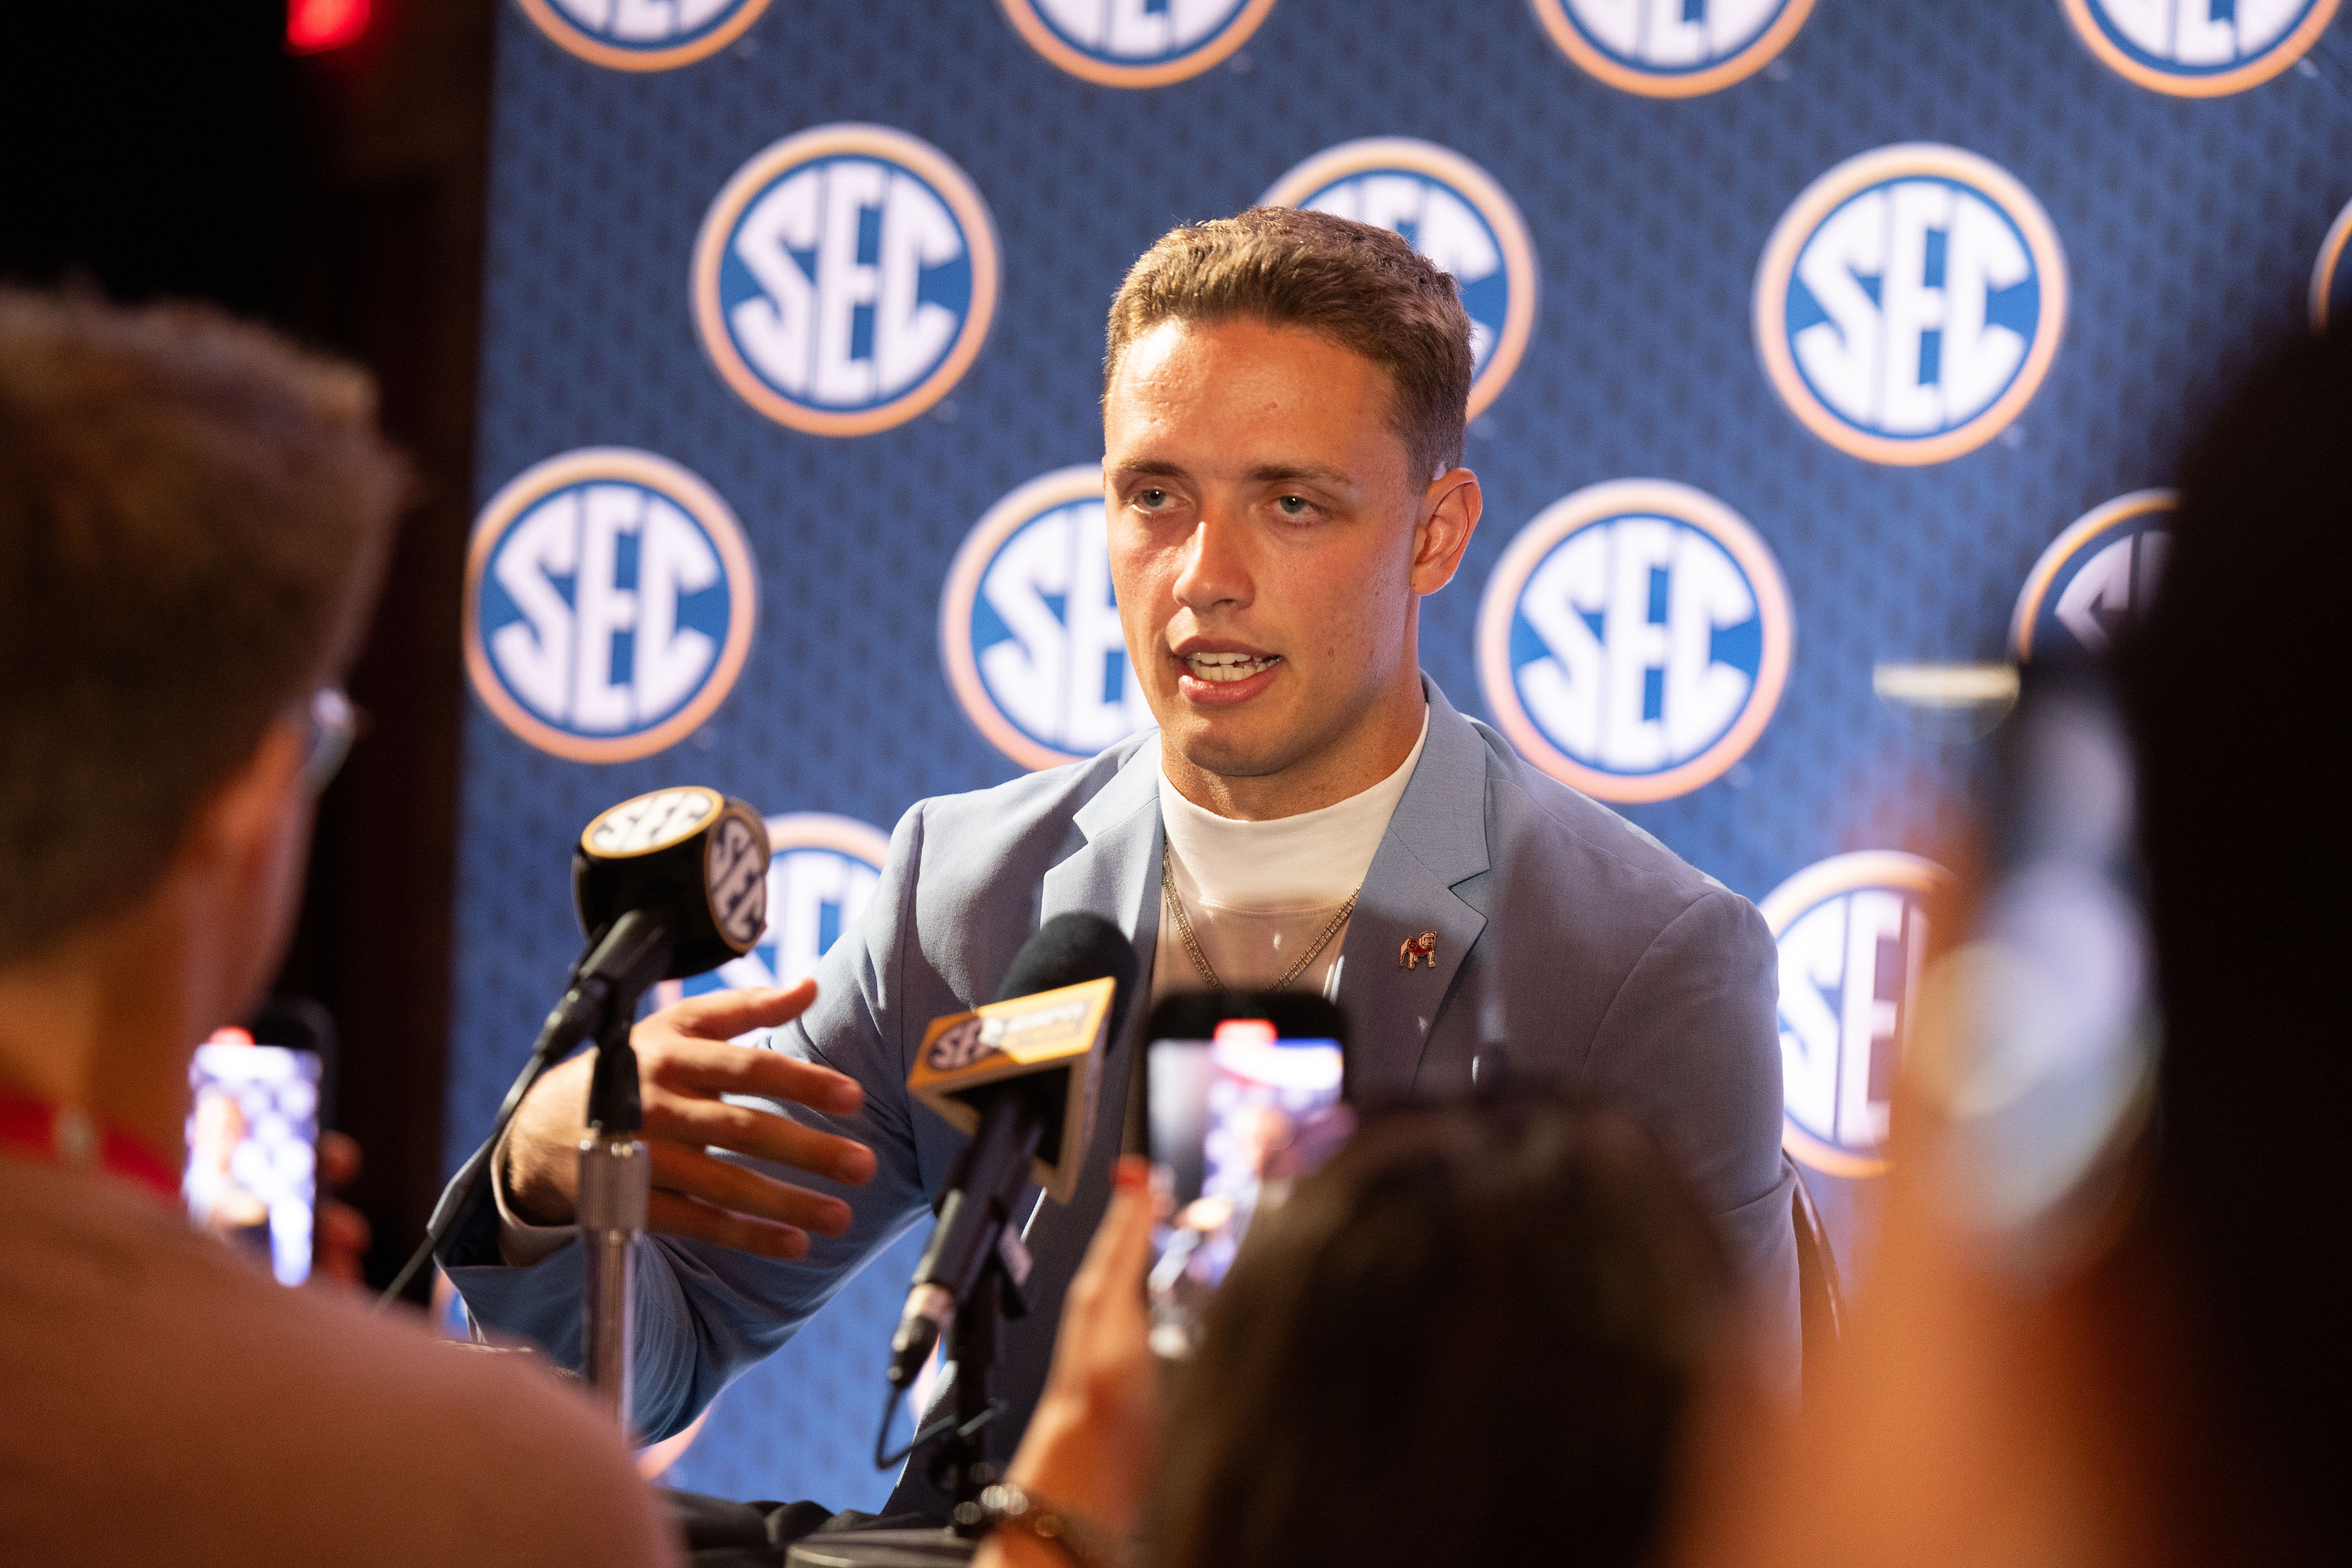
<box><xmin>450</xmin><ymin>0</ymin><xmax>2352</xmax><ymax>1506</ymax></box>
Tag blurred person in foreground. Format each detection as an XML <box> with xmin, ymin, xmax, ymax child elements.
<box><xmin>0</xmin><ymin>289</ymin><xmax>678</xmax><ymax>1566</ymax></box>
<box><xmin>969</xmin><ymin>1093</ymin><xmax>1734</xmax><ymax>1568</ymax></box>
<box><xmin>1675</xmin><ymin>326</ymin><xmax>2352</xmax><ymax>1567</ymax></box>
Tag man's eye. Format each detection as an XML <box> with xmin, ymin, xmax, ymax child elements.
<box><xmin>1275</xmin><ymin>495</ymin><xmax>1312</xmax><ymax>517</ymax></box>
<box><xmin>1135</xmin><ymin>488</ymin><xmax>1169</xmax><ymax>510</ymax></box>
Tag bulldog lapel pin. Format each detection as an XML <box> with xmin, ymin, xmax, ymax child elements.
<box><xmin>1399</xmin><ymin>931</ymin><xmax>1437</xmax><ymax>970</ymax></box>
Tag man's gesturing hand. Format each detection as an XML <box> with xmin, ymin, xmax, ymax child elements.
<box><xmin>502</xmin><ymin>980</ymin><xmax>878</xmax><ymax>1259</ymax></box>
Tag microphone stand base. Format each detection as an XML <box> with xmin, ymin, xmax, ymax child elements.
<box><xmin>784</xmin><ymin>1529</ymin><xmax>973</xmax><ymax>1567</ymax></box>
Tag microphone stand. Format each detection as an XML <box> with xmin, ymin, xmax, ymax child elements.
<box><xmin>578</xmin><ymin>1004</ymin><xmax>650</xmax><ymax>1436</ymax></box>
<box><xmin>936</xmin><ymin>1226</ymin><xmax>1029</xmax><ymax>1531</ymax></box>
<box><xmin>809</xmin><ymin>1229</ymin><xmax>1028</xmax><ymax>1567</ymax></box>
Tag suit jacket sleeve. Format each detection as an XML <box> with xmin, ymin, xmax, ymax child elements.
<box><xmin>1585</xmin><ymin>886</ymin><xmax>1800</xmax><ymax>1385</ymax></box>
<box><xmin>439</xmin><ymin>804</ymin><xmax>940</xmax><ymax>1441</ymax></box>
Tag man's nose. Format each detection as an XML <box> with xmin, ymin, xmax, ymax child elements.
<box><xmin>1172</xmin><ymin>504</ymin><xmax>1252</xmax><ymax>614</ymax></box>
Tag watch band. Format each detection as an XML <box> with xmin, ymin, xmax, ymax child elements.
<box><xmin>963</xmin><ymin>1480</ymin><xmax>1122</xmax><ymax>1568</ymax></box>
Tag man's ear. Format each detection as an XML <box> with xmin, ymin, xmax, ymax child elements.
<box><xmin>182</xmin><ymin>719</ymin><xmax>309</xmax><ymax>882</ymax></box>
<box><xmin>1410</xmin><ymin>466</ymin><xmax>1483</xmax><ymax>595</ymax></box>
<box><xmin>176</xmin><ymin>717</ymin><xmax>317</xmax><ymax>1026</ymax></box>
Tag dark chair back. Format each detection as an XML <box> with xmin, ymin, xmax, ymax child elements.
<box><xmin>1791</xmin><ymin>1162</ymin><xmax>1844</xmax><ymax>1406</ymax></box>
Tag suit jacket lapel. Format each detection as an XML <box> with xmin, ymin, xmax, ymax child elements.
<box><xmin>1036</xmin><ymin>735</ymin><xmax>1165</xmax><ymax>1169</ymax></box>
<box><xmin>1014</xmin><ymin>740</ymin><xmax>1163</xmax><ymax>1312</ymax></box>
<box><xmin>1334</xmin><ymin>679</ymin><xmax>1491</xmax><ymax>1097</ymax></box>
<box><xmin>1040</xmin><ymin>737</ymin><xmax>1164</xmax><ymax>956</ymax></box>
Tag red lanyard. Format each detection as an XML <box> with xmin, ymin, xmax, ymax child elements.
<box><xmin>0</xmin><ymin>1087</ymin><xmax>182</xmax><ymax>1204</ymax></box>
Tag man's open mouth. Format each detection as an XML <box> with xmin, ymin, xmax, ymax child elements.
<box><xmin>1183</xmin><ymin>651</ymin><xmax>1281</xmax><ymax>683</ymax></box>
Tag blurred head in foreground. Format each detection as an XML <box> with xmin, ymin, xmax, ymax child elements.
<box><xmin>1676</xmin><ymin>326</ymin><xmax>2352</xmax><ymax>1568</ymax></box>
<box><xmin>0</xmin><ymin>290</ymin><xmax>684</xmax><ymax>1568</ymax></box>
<box><xmin>2124</xmin><ymin>321</ymin><xmax>2352</xmax><ymax>1555</ymax></box>
<box><xmin>0</xmin><ymin>287</ymin><xmax>400</xmax><ymax>1136</ymax></box>
<box><xmin>1151</xmin><ymin>1093</ymin><xmax>1732</xmax><ymax>1568</ymax></box>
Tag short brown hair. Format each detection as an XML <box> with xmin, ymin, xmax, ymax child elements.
<box><xmin>0</xmin><ymin>290</ymin><xmax>405</xmax><ymax>962</ymax></box>
<box><xmin>1103</xmin><ymin>207</ymin><xmax>1476</xmax><ymax>482</ymax></box>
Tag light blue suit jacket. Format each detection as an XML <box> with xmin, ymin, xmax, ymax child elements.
<box><xmin>445</xmin><ymin>678</ymin><xmax>1797</xmax><ymax>1512</ymax></box>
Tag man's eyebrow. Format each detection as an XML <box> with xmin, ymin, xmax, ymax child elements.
<box><xmin>1244</xmin><ymin>462</ymin><xmax>1354</xmax><ymax>490</ymax></box>
<box><xmin>1107</xmin><ymin>458</ymin><xmax>1189</xmax><ymax>481</ymax></box>
<box><xmin>1107</xmin><ymin>458</ymin><xmax>1357</xmax><ymax>490</ymax></box>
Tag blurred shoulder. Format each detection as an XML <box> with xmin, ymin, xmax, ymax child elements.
<box><xmin>227</xmin><ymin>1280</ymin><xmax>682</xmax><ymax>1565</ymax></box>
<box><xmin>0</xmin><ymin>1167</ymin><xmax>679</xmax><ymax>1565</ymax></box>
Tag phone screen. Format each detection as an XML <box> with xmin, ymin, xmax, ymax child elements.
<box><xmin>1145</xmin><ymin>1014</ymin><xmax>1350</xmax><ymax>1354</ymax></box>
<box><xmin>185</xmin><ymin>1035</ymin><xmax>322</xmax><ymax>1285</ymax></box>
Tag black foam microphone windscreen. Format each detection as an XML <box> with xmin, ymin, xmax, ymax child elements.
<box><xmin>994</xmin><ymin>911</ymin><xmax>1140</xmax><ymax>1043</ymax></box>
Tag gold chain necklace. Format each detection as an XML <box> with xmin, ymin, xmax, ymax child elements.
<box><xmin>1161</xmin><ymin>838</ymin><xmax>1360</xmax><ymax>993</ymax></box>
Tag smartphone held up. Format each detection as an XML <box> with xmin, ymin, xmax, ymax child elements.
<box><xmin>184</xmin><ymin>1010</ymin><xmax>329</xmax><ymax>1286</ymax></box>
<box><xmin>1142</xmin><ymin>992</ymin><xmax>1352</xmax><ymax>1359</ymax></box>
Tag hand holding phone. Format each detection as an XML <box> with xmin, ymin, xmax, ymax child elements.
<box><xmin>1142</xmin><ymin>993</ymin><xmax>1351</xmax><ymax>1358</ymax></box>
<box><xmin>185</xmin><ymin>1032</ymin><xmax>323</xmax><ymax>1285</ymax></box>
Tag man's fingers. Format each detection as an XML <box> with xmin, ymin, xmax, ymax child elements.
<box><xmin>647</xmin><ymin>980</ymin><xmax>820</xmax><ymax>1045</ymax></box>
<box><xmin>1071</xmin><ymin>1155</ymin><xmax>1156</xmax><ymax>1303</ymax></box>
<box><xmin>643</xmin><ymin>1087</ymin><xmax>878</xmax><ymax>1187</ymax></box>
<box><xmin>313</xmin><ymin>1197</ymin><xmax>372</xmax><ymax>1284</ymax></box>
<box><xmin>1101</xmin><ymin>1157</ymin><xmax>1156</xmax><ymax>1287</ymax></box>
<box><xmin>317</xmin><ymin>1129</ymin><xmax>363</xmax><ymax>1192</ymax></box>
<box><xmin>644</xmin><ymin>1189</ymin><xmax>811</xmax><ymax>1261</ymax></box>
<box><xmin>645</xmin><ymin>1142</ymin><xmax>855</xmax><ymax>1238</ymax></box>
<box><xmin>644</xmin><ymin>1033</ymin><xmax>865</xmax><ymax>1120</ymax></box>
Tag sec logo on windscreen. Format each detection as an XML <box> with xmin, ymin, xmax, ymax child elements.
<box><xmin>1476</xmin><ymin>479</ymin><xmax>1791</xmax><ymax>804</ymax></box>
<box><xmin>942</xmin><ymin>466</ymin><xmax>1156</xmax><ymax>772</ymax></box>
<box><xmin>2060</xmin><ymin>0</ymin><xmax>2340</xmax><ymax>96</ymax></box>
<box><xmin>1261</xmin><ymin>138</ymin><xmax>1536</xmax><ymax>421</ymax></box>
<box><xmin>2011</xmin><ymin>490</ymin><xmax>2174</xmax><ymax>661</ymax></box>
<box><xmin>693</xmin><ymin>124</ymin><xmax>999</xmax><ymax>437</ymax></box>
<box><xmin>1530</xmin><ymin>0</ymin><xmax>1816</xmax><ymax>96</ymax></box>
<box><xmin>1762</xmin><ymin>851</ymin><xmax>1951</xmax><ymax>1179</ymax></box>
<box><xmin>1000</xmin><ymin>0</ymin><xmax>1278</xmax><ymax>86</ymax></box>
<box><xmin>464</xmin><ymin>448</ymin><xmax>757</xmax><ymax>763</ymax></box>
<box><xmin>657</xmin><ymin>813</ymin><xmax>894</xmax><ymax>1011</ymax></box>
<box><xmin>1756</xmin><ymin>143</ymin><xmax>2067</xmax><ymax>465</ymax></box>
<box><xmin>514</xmin><ymin>0</ymin><xmax>770</xmax><ymax>71</ymax></box>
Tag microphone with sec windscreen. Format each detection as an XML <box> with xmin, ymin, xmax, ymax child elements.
<box><xmin>378</xmin><ymin>786</ymin><xmax>770</xmax><ymax>1312</ymax></box>
<box><xmin>565</xmin><ymin>788</ymin><xmax>769</xmax><ymax>1427</ymax></box>
<box><xmin>884</xmin><ymin>913</ymin><xmax>1138</xmax><ymax>1394</ymax></box>
<box><xmin>570</xmin><ymin>785</ymin><xmax>771</xmax><ymax>1015</ymax></box>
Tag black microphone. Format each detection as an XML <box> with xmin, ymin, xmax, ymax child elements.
<box><xmin>565</xmin><ymin>788</ymin><xmax>770</xmax><ymax>1133</ymax></box>
<box><xmin>378</xmin><ymin>786</ymin><xmax>771</xmax><ymax>1308</ymax></box>
<box><xmin>569</xmin><ymin>785</ymin><xmax>771</xmax><ymax>1008</ymax></box>
<box><xmin>884</xmin><ymin>913</ymin><xmax>1138</xmax><ymax>1390</ymax></box>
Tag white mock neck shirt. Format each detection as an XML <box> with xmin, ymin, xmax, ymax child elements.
<box><xmin>1152</xmin><ymin>704</ymin><xmax>1428</xmax><ymax>1004</ymax></box>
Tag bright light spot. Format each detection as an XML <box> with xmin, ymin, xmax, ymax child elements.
<box><xmin>287</xmin><ymin>0</ymin><xmax>369</xmax><ymax>54</ymax></box>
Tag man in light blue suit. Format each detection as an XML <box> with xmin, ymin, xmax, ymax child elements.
<box><xmin>444</xmin><ymin>207</ymin><xmax>1797</xmax><ymax>1512</ymax></box>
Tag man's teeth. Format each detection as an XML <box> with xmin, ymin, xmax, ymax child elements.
<box><xmin>1184</xmin><ymin>652</ymin><xmax>1279</xmax><ymax>683</ymax></box>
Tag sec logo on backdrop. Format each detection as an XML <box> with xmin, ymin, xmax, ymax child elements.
<box><xmin>1476</xmin><ymin>479</ymin><xmax>1792</xmax><ymax>803</ymax></box>
<box><xmin>2060</xmin><ymin>0</ymin><xmax>2340</xmax><ymax>96</ymax></box>
<box><xmin>1530</xmin><ymin>0</ymin><xmax>1816</xmax><ymax>97</ymax></box>
<box><xmin>1756</xmin><ymin>143</ymin><xmax>2067</xmax><ymax>465</ymax></box>
<box><xmin>1762</xmin><ymin>851</ymin><xmax>1951</xmax><ymax>1179</ymax></box>
<box><xmin>657</xmin><ymin>814</ymin><xmax>893</xmax><ymax>1009</ymax></box>
<box><xmin>1261</xmin><ymin>139</ymin><xmax>1536</xmax><ymax>420</ymax></box>
<box><xmin>515</xmin><ymin>0</ymin><xmax>769</xmax><ymax>70</ymax></box>
<box><xmin>693</xmin><ymin>125</ymin><xmax>999</xmax><ymax>437</ymax></box>
<box><xmin>2312</xmin><ymin>196</ymin><xmax>2352</xmax><ymax>332</ymax></box>
<box><xmin>464</xmin><ymin>448</ymin><xmax>757</xmax><ymax>762</ymax></box>
<box><xmin>1000</xmin><ymin>0</ymin><xmax>1277</xmax><ymax>86</ymax></box>
<box><xmin>941</xmin><ymin>466</ymin><xmax>1156</xmax><ymax>771</ymax></box>
<box><xmin>2011</xmin><ymin>490</ymin><xmax>2174</xmax><ymax>661</ymax></box>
